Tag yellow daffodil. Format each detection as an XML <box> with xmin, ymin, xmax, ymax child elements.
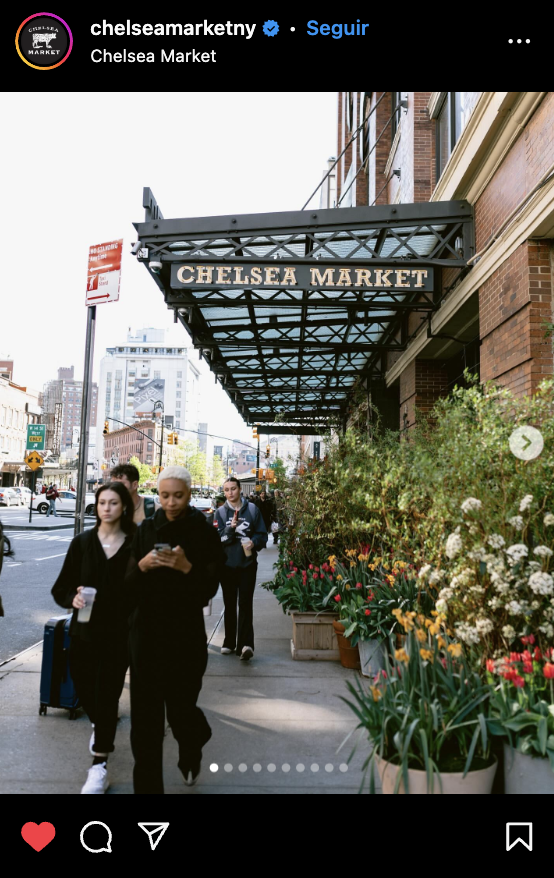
<box><xmin>336</xmin><ymin>574</ymin><xmax>343</xmax><ymax>581</ymax></box>
<box><xmin>417</xmin><ymin>614</ymin><xmax>426</xmax><ymax>626</ymax></box>
<box><xmin>420</xmin><ymin>649</ymin><xmax>434</xmax><ymax>662</ymax></box>
<box><xmin>358</xmin><ymin>553</ymin><xmax>369</xmax><ymax>562</ymax></box>
<box><xmin>447</xmin><ymin>643</ymin><xmax>462</xmax><ymax>657</ymax></box>
<box><xmin>395</xmin><ymin>648</ymin><xmax>410</xmax><ymax>664</ymax></box>
<box><xmin>369</xmin><ymin>685</ymin><xmax>382</xmax><ymax>702</ymax></box>
<box><xmin>386</xmin><ymin>574</ymin><xmax>395</xmax><ymax>584</ymax></box>
<box><xmin>345</xmin><ymin>583</ymin><xmax>351</xmax><ymax>590</ymax></box>
<box><xmin>391</xmin><ymin>608</ymin><xmax>403</xmax><ymax>619</ymax></box>
<box><xmin>430</xmin><ymin>610</ymin><xmax>439</xmax><ymax>617</ymax></box>
<box><xmin>415</xmin><ymin>628</ymin><xmax>427</xmax><ymax>643</ymax></box>
<box><xmin>350</xmin><ymin>561</ymin><xmax>356</xmax><ymax>567</ymax></box>
<box><xmin>437</xmin><ymin>636</ymin><xmax>446</xmax><ymax>649</ymax></box>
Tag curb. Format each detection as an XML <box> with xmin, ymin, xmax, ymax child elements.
<box><xmin>1</xmin><ymin>523</ymin><xmax>75</xmax><ymax>531</ymax></box>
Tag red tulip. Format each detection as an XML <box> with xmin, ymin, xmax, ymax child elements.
<box><xmin>486</xmin><ymin>659</ymin><xmax>495</xmax><ymax>673</ymax></box>
<box><xmin>315</xmin><ymin>567</ymin><xmax>320</xmax><ymax>572</ymax></box>
<box><xmin>334</xmin><ymin>595</ymin><xmax>341</xmax><ymax>602</ymax></box>
<box><xmin>309</xmin><ymin>564</ymin><xmax>313</xmax><ymax>570</ymax></box>
<box><xmin>522</xmin><ymin>649</ymin><xmax>532</xmax><ymax>662</ymax></box>
<box><xmin>510</xmin><ymin>652</ymin><xmax>521</xmax><ymax>663</ymax></box>
<box><xmin>521</xmin><ymin>634</ymin><xmax>536</xmax><ymax>645</ymax></box>
<box><xmin>313</xmin><ymin>573</ymin><xmax>318</xmax><ymax>580</ymax></box>
<box><xmin>320</xmin><ymin>573</ymin><xmax>324</xmax><ymax>579</ymax></box>
<box><xmin>513</xmin><ymin>675</ymin><xmax>526</xmax><ymax>688</ymax></box>
<box><xmin>356</xmin><ymin>582</ymin><xmax>362</xmax><ymax>589</ymax></box>
<box><xmin>522</xmin><ymin>661</ymin><xmax>533</xmax><ymax>674</ymax></box>
<box><xmin>365</xmin><ymin>609</ymin><xmax>371</xmax><ymax>616</ymax></box>
<box><xmin>543</xmin><ymin>663</ymin><xmax>554</xmax><ymax>680</ymax></box>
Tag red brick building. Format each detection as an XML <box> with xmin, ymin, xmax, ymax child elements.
<box><xmin>103</xmin><ymin>419</ymin><xmax>161</xmax><ymax>471</ymax></box>
<box><xmin>336</xmin><ymin>92</ymin><xmax>554</xmax><ymax>430</ymax></box>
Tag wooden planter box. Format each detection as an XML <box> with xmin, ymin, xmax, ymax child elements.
<box><xmin>290</xmin><ymin>611</ymin><xmax>340</xmax><ymax>661</ymax></box>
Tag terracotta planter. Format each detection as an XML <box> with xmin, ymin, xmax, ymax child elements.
<box><xmin>358</xmin><ymin>639</ymin><xmax>386</xmax><ymax>678</ymax></box>
<box><xmin>333</xmin><ymin>620</ymin><xmax>361</xmax><ymax>670</ymax></box>
<box><xmin>290</xmin><ymin>611</ymin><xmax>340</xmax><ymax>661</ymax></box>
<box><xmin>504</xmin><ymin>743</ymin><xmax>554</xmax><ymax>794</ymax></box>
<box><xmin>375</xmin><ymin>754</ymin><xmax>497</xmax><ymax>794</ymax></box>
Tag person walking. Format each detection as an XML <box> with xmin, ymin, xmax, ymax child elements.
<box><xmin>0</xmin><ymin>520</ymin><xmax>15</xmax><ymax>618</ymax></box>
<box><xmin>111</xmin><ymin>463</ymin><xmax>156</xmax><ymax>524</ymax></box>
<box><xmin>216</xmin><ymin>477</ymin><xmax>268</xmax><ymax>661</ymax></box>
<box><xmin>271</xmin><ymin>489</ymin><xmax>284</xmax><ymax>545</ymax></box>
<box><xmin>51</xmin><ymin>481</ymin><xmax>135</xmax><ymax>794</ymax></box>
<box><xmin>124</xmin><ymin>466</ymin><xmax>226</xmax><ymax>794</ymax></box>
<box><xmin>257</xmin><ymin>490</ymin><xmax>274</xmax><ymax>533</ymax></box>
<box><xmin>45</xmin><ymin>484</ymin><xmax>61</xmax><ymax>517</ymax></box>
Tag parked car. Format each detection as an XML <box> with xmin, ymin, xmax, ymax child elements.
<box><xmin>189</xmin><ymin>496</ymin><xmax>215</xmax><ymax>525</ymax></box>
<box><xmin>12</xmin><ymin>487</ymin><xmax>33</xmax><ymax>505</ymax></box>
<box><xmin>33</xmin><ymin>490</ymin><xmax>97</xmax><ymax>515</ymax></box>
<box><xmin>0</xmin><ymin>488</ymin><xmax>22</xmax><ymax>507</ymax></box>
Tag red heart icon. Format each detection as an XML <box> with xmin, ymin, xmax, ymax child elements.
<box><xmin>21</xmin><ymin>822</ymin><xmax>56</xmax><ymax>852</ymax></box>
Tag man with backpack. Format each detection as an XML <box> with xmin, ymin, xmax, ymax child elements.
<box><xmin>46</xmin><ymin>484</ymin><xmax>61</xmax><ymax>517</ymax></box>
<box><xmin>110</xmin><ymin>464</ymin><xmax>156</xmax><ymax>524</ymax></box>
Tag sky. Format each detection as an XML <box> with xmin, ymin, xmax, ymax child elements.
<box><xmin>1</xmin><ymin>91</ymin><xmax>337</xmax><ymax>448</ymax></box>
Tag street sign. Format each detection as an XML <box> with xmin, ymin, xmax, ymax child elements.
<box><xmin>26</xmin><ymin>424</ymin><xmax>46</xmax><ymax>450</ymax></box>
<box><xmin>25</xmin><ymin>451</ymin><xmax>44</xmax><ymax>471</ymax></box>
<box><xmin>86</xmin><ymin>239</ymin><xmax>123</xmax><ymax>305</ymax></box>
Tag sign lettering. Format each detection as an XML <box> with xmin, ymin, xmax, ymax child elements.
<box><xmin>171</xmin><ymin>263</ymin><xmax>433</xmax><ymax>291</ymax></box>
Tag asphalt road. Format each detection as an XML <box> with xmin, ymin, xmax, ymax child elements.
<box><xmin>0</xmin><ymin>508</ymin><xmax>92</xmax><ymax>663</ymax></box>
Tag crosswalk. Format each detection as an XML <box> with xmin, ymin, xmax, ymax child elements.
<box><xmin>7</xmin><ymin>532</ymin><xmax>73</xmax><ymax>542</ymax></box>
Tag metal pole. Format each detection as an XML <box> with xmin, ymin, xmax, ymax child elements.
<box><xmin>256</xmin><ymin>434</ymin><xmax>260</xmax><ymax>489</ymax></box>
<box><xmin>74</xmin><ymin>305</ymin><xmax>96</xmax><ymax>536</ymax></box>
<box><xmin>29</xmin><ymin>469</ymin><xmax>36</xmax><ymax>524</ymax></box>
<box><xmin>158</xmin><ymin>412</ymin><xmax>164</xmax><ymax>470</ymax></box>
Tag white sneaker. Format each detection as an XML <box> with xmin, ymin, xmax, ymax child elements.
<box><xmin>81</xmin><ymin>763</ymin><xmax>109</xmax><ymax>794</ymax></box>
<box><xmin>221</xmin><ymin>647</ymin><xmax>233</xmax><ymax>655</ymax></box>
<box><xmin>240</xmin><ymin>646</ymin><xmax>254</xmax><ymax>661</ymax></box>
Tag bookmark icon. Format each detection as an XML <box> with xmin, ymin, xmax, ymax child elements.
<box><xmin>138</xmin><ymin>823</ymin><xmax>170</xmax><ymax>851</ymax></box>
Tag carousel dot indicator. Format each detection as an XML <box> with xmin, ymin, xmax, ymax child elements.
<box><xmin>296</xmin><ymin>763</ymin><xmax>305</xmax><ymax>772</ymax></box>
<box><xmin>339</xmin><ymin>763</ymin><xmax>349</xmax><ymax>773</ymax></box>
<box><xmin>238</xmin><ymin>763</ymin><xmax>248</xmax><ymax>772</ymax></box>
<box><xmin>325</xmin><ymin>763</ymin><xmax>334</xmax><ymax>772</ymax></box>
<box><xmin>310</xmin><ymin>763</ymin><xmax>319</xmax><ymax>772</ymax></box>
<box><xmin>224</xmin><ymin>763</ymin><xmax>233</xmax><ymax>773</ymax></box>
<box><xmin>253</xmin><ymin>763</ymin><xmax>262</xmax><ymax>772</ymax></box>
<box><xmin>267</xmin><ymin>763</ymin><xmax>276</xmax><ymax>772</ymax></box>
<box><xmin>282</xmin><ymin>763</ymin><xmax>291</xmax><ymax>772</ymax></box>
<box><xmin>209</xmin><ymin>763</ymin><xmax>219</xmax><ymax>772</ymax></box>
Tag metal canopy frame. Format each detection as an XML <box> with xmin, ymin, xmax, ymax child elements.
<box><xmin>134</xmin><ymin>191</ymin><xmax>473</xmax><ymax>432</ymax></box>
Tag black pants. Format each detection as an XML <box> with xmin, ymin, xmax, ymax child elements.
<box><xmin>130</xmin><ymin>646</ymin><xmax>211</xmax><ymax>794</ymax></box>
<box><xmin>221</xmin><ymin>563</ymin><xmax>257</xmax><ymax>654</ymax></box>
<box><xmin>69</xmin><ymin>635</ymin><xmax>128</xmax><ymax>754</ymax></box>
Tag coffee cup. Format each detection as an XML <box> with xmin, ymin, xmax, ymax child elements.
<box><xmin>78</xmin><ymin>587</ymin><xmax>97</xmax><ymax>623</ymax></box>
<box><xmin>241</xmin><ymin>537</ymin><xmax>253</xmax><ymax>557</ymax></box>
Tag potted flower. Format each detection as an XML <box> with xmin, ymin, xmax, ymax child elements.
<box><xmin>262</xmin><ymin>561</ymin><xmax>340</xmax><ymax>660</ymax></box>
<box><xmin>342</xmin><ymin>614</ymin><xmax>497</xmax><ymax>793</ymax></box>
<box><xmin>486</xmin><ymin>638</ymin><xmax>554</xmax><ymax>793</ymax></box>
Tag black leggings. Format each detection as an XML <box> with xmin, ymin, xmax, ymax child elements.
<box><xmin>69</xmin><ymin>635</ymin><xmax>129</xmax><ymax>754</ymax></box>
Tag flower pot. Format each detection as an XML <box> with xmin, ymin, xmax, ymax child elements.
<box><xmin>375</xmin><ymin>755</ymin><xmax>497</xmax><ymax>794</ymax></box>
<box><xmin>332</xmin><ymin>620</ymin><xmax>361</xmax><ymax>670</ymax></box>
<box><xmin>503</xmin><ymin>743</ymin><xmax>554</xmax><ymax>794</ymax></box>
<box><xmin>358</xmin><ymin>639</ymin><xmax>386</xmax><ymax>678</ymax></box>
<box><xmin>290</xmin><ymin>611</ymin><xmax>340</xmax><ymax>661</ymax></box>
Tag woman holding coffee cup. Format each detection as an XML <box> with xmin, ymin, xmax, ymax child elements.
<box><xmin>51</xmin><ymin>481</ymin><xmax>135</xmax><ymax>794</ymax></box>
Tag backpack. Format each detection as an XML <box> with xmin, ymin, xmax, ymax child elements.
<box><xmin>46</xmin><ymin>488</ymin><xmax>56</xmax><ymax>499</ymax></box>
<box><xmin>144</xmin><ymin>496</ymin><xmax>156</xmax><ymax>519</ymax></box>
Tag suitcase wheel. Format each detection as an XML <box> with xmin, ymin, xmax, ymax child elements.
<box><xmin>39</xmin><ymin>704</ymin><xmax>47</xmax><ymax>716</ymax></box>
<box><xmin>69</xmin><ymin>709</ymin><xmax>77</xmax><ymax>720</ymax></box>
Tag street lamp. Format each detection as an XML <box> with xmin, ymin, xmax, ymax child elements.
<box><xmin>270</xmin><ymin>436</ymin><xmax>279</xmax><ymax>458</ymax></box>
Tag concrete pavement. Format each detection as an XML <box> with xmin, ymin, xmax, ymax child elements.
<box><xmin>0</xmin><ymin>543</ymin><xmax>375</xmax><ymax>794</ymax></box>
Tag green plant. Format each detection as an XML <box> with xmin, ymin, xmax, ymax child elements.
<box><xmin>262</xmin><ymin>563</ymin><xmax>336</xmax><ymax>614</ymax></box>
<box><xmin>342</xmin><ymin>624</ymin><xmax>493</xmax><ymax>793</ymax></box>
<box><xmin>486</xmin><ymin>640</ymin><xmax>554</xmax><ymax>769</ymax></box>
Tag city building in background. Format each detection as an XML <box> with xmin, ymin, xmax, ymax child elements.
<box><xmin>0</xmin><ymin>369</ymin><xmax>41</xmax><ymax>486</ymax></box>
<box><xmin>40</xmin><ymin>366</ymin><xmax>98</xmax><ymax>457</ymax></box>
<box><xmin>335</xmin><ymin>91</ymin><xmax>554</xmax><ymax>433</ymax></box>
<box><xmin>95</xmin><ymin>327</ymin><xmax>201</xmax><ymax>468</ymax></box>
<box><xmin>102</xmin><ymin>418</ymin><xmax>161</xmax><ymax>472</ymax></box>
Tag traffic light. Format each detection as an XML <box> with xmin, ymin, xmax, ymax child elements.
<box><xmin>267</xmin><ymin>469</ymin><xmax>275</xmax><ymax>481</ymax></box>
<box><xmin>167</xmin><ymin>433</ymin><xmax>173</xmax><ymax>445</ymax></box>
<box><xmin>256</xmin><ymin>468</ymin><xmax>265</xmax><ymax>479</ymax></box>
<box><xmin>251</xmin><ymin>468</ymin><xmax>256</xmax><ymax>475</ymax></box>
<box><xmin>103</xmin><ymin>420</ymin><xmax>109</xmax><ymax>435</ymax></box>
<box><xmin>173</xmin><ymin>432</ymin><xmax>179</xmax><ymax>446</ymax></box>
<box><xmin>252</xmin><ymin>426</ymin><xmax>258</xmax><ymax>440</ymax></box>
<box><xmin>266</xmin><ymin>445</ymin><xmax>271</xmax><ymax>457</ymax></box>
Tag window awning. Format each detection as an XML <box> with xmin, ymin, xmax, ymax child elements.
<box><xmin>134</xmin><ymin>192</ymin><xmax>473</xmax><ymax>432</ymax></box>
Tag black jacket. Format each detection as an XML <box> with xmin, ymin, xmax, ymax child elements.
<box><xmin>215</xmin><ymin>498</ymin><xmax>268</xmax><ymax>569</ymax></box>
<box><xmin>51</xmin><ymin>528</ymin><xmax>134</xmax><ymax>642</ymax></box>
<box><xmin>124</xmin><ymin>506</ymin><xmax>226</xmax><ymax>651</ymax></box>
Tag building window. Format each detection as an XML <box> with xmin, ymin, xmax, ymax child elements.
<box><xmin>176</xmin><ymin>420</ymin><xmax>181</xmax><ymax>428</ymax></box>
<box><xmin>391</xmin><ymin>91</ymin><xmax>402</xmax><ymax>140</ymax></box>
<box><xmin>177</xmin><ymin>371</ymin><xmax>182</xmax><ymax>378</ymax></box>
<box><xmin>176</xmin><ymin>392</ymin><xmax>181</xmax><ymax>399</ymax></box>
<box><xmin>154</xmin><ymin>371</ymin><xmax>161</xmax><ymax>379</ymax></box>
<box><xmin>176</xmin><ymin>382</ymin><xmax>182</xmax><ymax>389</ymax></box>
<box><xmin>435</xmin><ymin>92</ymin><xmax>477</xmax><ymax>181</ymax></box>
<box><xmin>176</xmin><ymin>401</ymin><xmax>181</xmax><ymax>410</ymax></box>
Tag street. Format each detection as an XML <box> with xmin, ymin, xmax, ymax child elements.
<box><xmin>0</xmin><ymin>508</ymin><xmax>92</xmax><ymax>662</ymax></box>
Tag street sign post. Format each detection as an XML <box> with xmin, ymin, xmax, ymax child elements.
<box><xmin>26</xmin><ymin>424</ymin><xmax>45</xmax><ymax>451</ymax></box>
<box><xmin>24</xmin><ymin>451</ymin><xmax>44</xmax><ymax>524</ymax></box>
<box><xmin>86</xmin><ymin>239</ymin><xmax>123</xmax><ymax>305</ymax></box>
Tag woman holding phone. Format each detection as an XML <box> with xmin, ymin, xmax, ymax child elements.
<box><xmin>52</xmin><ymin>481</ymin><xmax>135</xmax><ymax>794</ymax></box>
<box><xmin>124</xmin><ymin>465</ymin><xmax>225</xmax><ymax>794</ymax></box>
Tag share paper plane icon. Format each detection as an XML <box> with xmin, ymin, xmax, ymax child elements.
<box><xmin>138</xmin><ymin>823</ymin><xmax>170</xmax><ymax>851</ymax></box>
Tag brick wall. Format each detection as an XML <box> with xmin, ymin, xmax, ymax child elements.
<box><xmin>475</xmin><ymin>93</ymin><xmax>554</xmax><ymax>251</ymax></box>
<box><xmin>399</xmin><ymin>359</ymin><xmax>449</xmax><ymax>431</ymax></box>
<box><xmin>480</xmin><ymin>240</ymin><xmax>554</xmax><ymax>396</ymax></box>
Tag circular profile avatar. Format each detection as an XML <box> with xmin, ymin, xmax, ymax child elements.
<box><xmin>16</xmin><ymin>13</ymin><xmax>73</xmax><ymax>70</ymax></box>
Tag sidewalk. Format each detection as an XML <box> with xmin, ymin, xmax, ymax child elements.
<box><xmin>0</xmin><ymin>544</ymin><xmax>374</xmax><ymax>794</ymax></box>
<box><xmin>0</xmin><ymin>510</ymin><xmax>85</xmax><ymax>531</ymax></box>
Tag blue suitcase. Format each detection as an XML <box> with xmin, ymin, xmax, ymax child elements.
<box><xmin>39</xmin><ymin>614</ymin><xmax>80</xmax><ymax>719</ymax></box>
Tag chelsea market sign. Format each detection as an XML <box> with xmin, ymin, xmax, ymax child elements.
<box><xmin>170</xmin><ymin>264</ymin><xmax>433</xmax><ymax>291</ymax></box>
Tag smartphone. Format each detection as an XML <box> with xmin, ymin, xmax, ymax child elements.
<box><xmin>154</xmin><ymin>543</ymin><xmax>172</xmax><ymax>551</ymax></box>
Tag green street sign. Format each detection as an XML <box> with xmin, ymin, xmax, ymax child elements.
<box><xmin>27</xmin><ymin>424</ymin><xmax>46</xmax><ymax>451</ymax></box>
